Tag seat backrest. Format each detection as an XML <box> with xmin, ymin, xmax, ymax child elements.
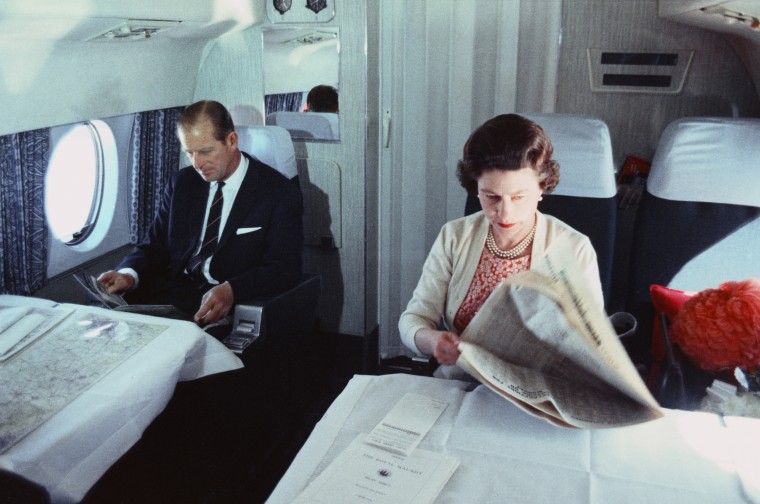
<box><xmin>464</xmin><ymin>113</ymin><xmax>617</xmax><ymax>308</ymax></box>
<box><xmin>225</xmin><ymin>126</ymin><xmax>320</xmax><ymax>355</ymax></box>
<box><xmin>236</xmin><ymin>125</ymin><xmax>298</xmax><ymax>179</ymax></box>
<box><xmin>627</xmin><ymin>117</ymin><xmax>760</xmax><ymax>363</ymax></box>
<box><xmin>265</xmin><ymin>111</ymin><xmax>337</xmax><ymax>140</ymax></box>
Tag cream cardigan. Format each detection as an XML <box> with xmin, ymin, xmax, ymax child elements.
<box><xmin>398</xmin><ymin>211</ymin><xmax>604</xmax><ymax>355</ymax></box>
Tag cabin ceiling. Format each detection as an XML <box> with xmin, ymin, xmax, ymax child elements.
<box><xmin>0</xmin><ymin>0</ymin><xmax>265</xmax><ymax>42</ymax></box>
<box><xmin>0</xmin><ymin>0</ymin><xmax>267</xmax><ymax>135</ymax></box>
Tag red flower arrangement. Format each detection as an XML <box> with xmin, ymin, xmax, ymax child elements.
<box><xmin>671</xmin><ymin>278</ymin><xmax>760</xmax><ymax>373</ymax></box>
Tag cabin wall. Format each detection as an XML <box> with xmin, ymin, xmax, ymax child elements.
<box><xmin>195</xmin><ymin>29</ymin><xmax>267</xmax><ymax>126</ymax></box>
<box><xmin>366</xmin><ymin>3</ymin><xmax>381</xmax><ymax>339</ymax></box>
<box><xmin>555</xmin><ymin>0</ymin><xmax>760</xmax><ymax>169</ymax></box>
<box><xmin>376</xmin><ymin>0</ymin><xmax>563</xmax><ymax>358</ymax></box>
<box><xmin>727</xmin><ymin>36</ymin><xmax>760</xmax><ymax>101</ymax></box>
<box><xmin>194</xmin><ymin>1</ymin><xmax>372</xmax><ymax>337</ymax></box>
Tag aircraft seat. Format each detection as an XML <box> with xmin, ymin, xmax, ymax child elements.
<box><xmin>464</xmin><ymin>113</ymin><xmax>618</xmax><ymax>309</ymax></box>
<box><xmin>265</xmin><ymin>111</ymin><xmax>338</xmax><ymax>140</ymax></box>
<box><xmin>237</xmin><ymin>124</ymin><xmax>298</xmax><ymax>179</ymax></box>
<box><xmin>223</xmin><ymin>125</ymin><xmax>321</xmax><ymax>357</ymax></box>
<box><xmin>626</xmin><ymin>117</ymin><xmax>760</xmax><ymax>404</ymax></box>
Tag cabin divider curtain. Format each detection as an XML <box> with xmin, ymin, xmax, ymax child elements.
<box><xmin>0</xmin><ymin>129</ymin><xmax>50</xmax><ymax>295</ymax></box>
<box><xmin>265</xmin><ymin>92</ymin><xmax>304</xmax><ymax>115</ymax></box>
<box><xmin>129</xmin><ymin>107</ymin><xmax>183</xmax><ymax>243</ymax></box>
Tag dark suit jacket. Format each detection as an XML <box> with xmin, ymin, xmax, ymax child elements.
<box><xmin>119</xmin><ymin>152</ymin><xmax>303</xmax><ymax>305</ymax></box>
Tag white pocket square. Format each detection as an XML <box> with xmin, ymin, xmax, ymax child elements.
<box><xmin>236</xmin><ymin>227</ymin><xmax>262</xmax><ymax>235</ymax></box>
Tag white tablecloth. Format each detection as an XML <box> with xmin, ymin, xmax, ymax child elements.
<box><xmin>0</xmin><ymin>295</ymin><xmax>243</xmax><ymax>503</ymax></box>
<box><xmin>268</xmin><ymin>373</ymin><xmax>760</xmax><ymax>504</ymax></box>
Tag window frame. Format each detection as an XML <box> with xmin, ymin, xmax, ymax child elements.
<box><xmin>63</xmin><ymin>121</ymin><xmax>105</xmax><ymax>245</ymax></box>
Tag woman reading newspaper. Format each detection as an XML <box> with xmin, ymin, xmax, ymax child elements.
<box><xmin>398</xmin><ymin>114</ymin><xmax>662</xmax><ymax>428</ymax></box>
<box><xmin>399</xmin><ymin>114</ymin><xmax>604</xmax><ymax>367</ymax></box>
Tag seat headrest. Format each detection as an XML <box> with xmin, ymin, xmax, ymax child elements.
<box><xmin>524</xmin><ymin>113</ymin><xmax>617</xmax><ymax>199</ymax></box>
<box><xmin>266</xmin><ymin>111</ymin><xmax>338</xmax><ymax>140</ymax></box>
<box><xmin>647</xmin><ymin>117</ymin><xmax>760</xmax><ymax>207</ymax></box>
<box><xmin>236</xmin><ymin>125</ymin><xmax>297</xmax><ymax>179</ymax></box>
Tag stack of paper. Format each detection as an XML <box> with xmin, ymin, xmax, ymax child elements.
<box><xmin>292</xmin><ymin>393</ymin><xmax>459</xmax><ymax>503</ymax></box>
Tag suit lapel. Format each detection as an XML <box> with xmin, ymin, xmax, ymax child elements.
<box><xmin>217</xmin><ymin>154</ymin><xmax>261</xmax><ymax>249</ymax></box>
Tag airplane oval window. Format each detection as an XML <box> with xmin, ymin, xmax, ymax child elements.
<box><xmin>45</xmin><ymin>120</ymin><xmax>117</xmax><ymax>249</ymax></box>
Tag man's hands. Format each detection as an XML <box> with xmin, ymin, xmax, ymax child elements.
<box><xmin>97</xmin><ymin>271</ymin><xmax>134</xmax><ymax>294</ymax></box>
<box><xmin>413</xmin><ymin>329</ymin><xmax>462</xmax><ymax>365</ymax></box>
<box><xmin>194</xmin><ymin>281</ymin><xmax>234</xmax><ymax>326</ymax></box>
<box><xmin>98</xmin><ymin>271</ymin><xmax>233</xmax><ymax>326</ymax></box>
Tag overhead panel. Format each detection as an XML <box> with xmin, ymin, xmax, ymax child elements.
<box><xmin>660</xmin><ymin>0</ymin><xmax>760</xmax><ymax>40</ymax></box>
<box><xmin>586</xmin><ymin>48</ymin><xmax>694</xmax><ymax>94</ymax></box>
<box><xmin>86</xmin><ymin>19</ymin><xmax>182</xmax><ymax>42</ymax></box>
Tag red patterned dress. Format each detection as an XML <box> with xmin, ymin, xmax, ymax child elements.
<box><xmin>453</xmin><ymin>246</ymin><xmax>530</xmax><ymax>333</ymax></box>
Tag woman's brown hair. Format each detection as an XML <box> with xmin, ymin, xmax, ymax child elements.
<box><xmin>456</xmin><ymin>114</ymin><xmax>560</xmax><ymax>195</ymax></box>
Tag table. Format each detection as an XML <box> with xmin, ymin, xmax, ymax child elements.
<box><xmin>0</xmin><ymin>295</ymin><xmax>242</xmax><ymax>503</ymax></box>
<box><xmin>267</xmin><ymin>373</ymin><xmax>760</xmax><ymax>503</ymax></box>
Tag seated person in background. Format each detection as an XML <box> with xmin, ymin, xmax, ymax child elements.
<box><xmin>98</xmin><ymin>100</ymin><xmax>303</xmax><ymax>326</ymax></box>
<box><xmin>305</xmin><ymin>84</ymin><xmax>339</xmax><ymax>113</ymax></box>
<box><xmin>399</xmin><ymin>114</ymin><xmax>603</xmax><ymax>366</ymax></box>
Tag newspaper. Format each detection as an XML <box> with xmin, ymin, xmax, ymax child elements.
<box><xmin>74</xmin><ymin>272</ymin><xmax>191</xmax><ymax>321</ymax></box>
<box><xmin>74</xmin><ymin>272</ymin><xmax>127</xmax><ymax>308</ymax></box>
<box><xmin>456</xmin><ymin>249</ymin><xmax>663</xmax><ymax>429</ymax></box>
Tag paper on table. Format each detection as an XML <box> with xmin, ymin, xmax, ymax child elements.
<box><xmin>365</xmin><ymin>392</ymin><xmax>449</xmax><ymax>456</ymax></box>
<box><xmin>292</xmin><ymin>435</ymin><xmax>459</xmax><ymax>504</ymax></box>
<box><xmin>0</xmin><ymin>306</ymin><xmax>30</xmax><ymax>333</ymax></box>
<box><xmin>0</xmin><ymin>312</ymin><xmax>42</xmax><ymax>355</ymax></box>
<box><xmin>0</xmin><ymin>305</ymin><xmax>75</xmax><ymax>361</ymax></box>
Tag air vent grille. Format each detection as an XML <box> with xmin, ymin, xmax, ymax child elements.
<box><xmin>283</xmin><ymin>30</ymin><xmax>337</xmax><ymax>45</ymax></box>
<box><xmin>87</xmin><ymin>19</ymin><xmax>182</xmax><ymax>42</ymax></box>
<box><xmin>587</xmin><ymin>49</ymin><xmax>694</xmax><ymax>94</ymax></box>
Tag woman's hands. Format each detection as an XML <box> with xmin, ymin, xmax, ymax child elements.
<box><xmin>414</xmin><ymin>328</ymin><xmax>462</xmax><ymax>365</ymax></box>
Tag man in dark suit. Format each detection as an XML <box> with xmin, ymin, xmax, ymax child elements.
<box><xmin>98</xmin><ymin>100</ymin><xmax>303</xmax><ymax>326</ymax></box>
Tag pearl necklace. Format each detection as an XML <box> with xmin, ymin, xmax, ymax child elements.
<box><xmin>485</xmin><ymin>218</ymin><xmax>537</xmax><ymax>259</ymax></box>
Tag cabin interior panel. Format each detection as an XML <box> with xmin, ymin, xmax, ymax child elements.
<box><xmin>0</xmin><ymin>1</ymin><xmax>267</xmax><ymax>136</ymax></box>
<box><xmin>0</xmin><ymin>40</ymin><xmax>205</xmax><ymax>137</ymax></box>
<box><xmin>3</xmin><ymin>0</ymin><xmax>760</xmax><ymax>502</ymax></box>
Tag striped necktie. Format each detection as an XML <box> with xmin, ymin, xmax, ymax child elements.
<box><xmin>188</xmin><ymin>181</ymin><xmax>225</xmax><ymax>280</ymax></box>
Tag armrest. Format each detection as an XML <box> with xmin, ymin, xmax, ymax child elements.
<box><xmin>379</xmin><ymin>354</ymin><xmax>439</xmax><ymax>376</ymax></box>
<box><xmin>222</xmin><ymin>274</ymin><xmax>321</xmax><ymax>355</ymax></box>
